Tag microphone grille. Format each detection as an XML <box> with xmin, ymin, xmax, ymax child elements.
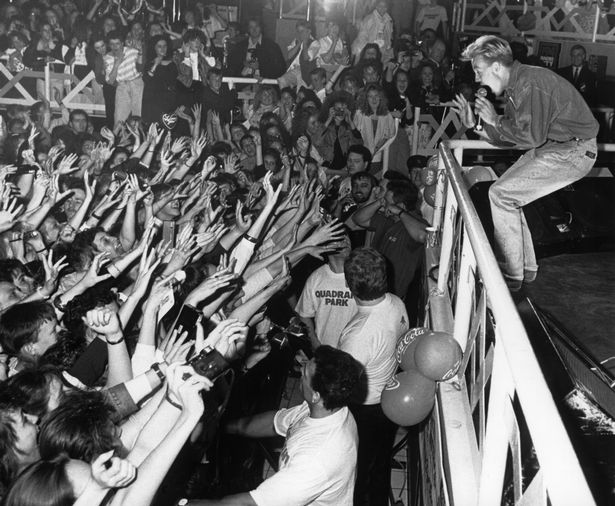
<box><xmin>476</xmin><ymin>87</ymin><xmax>488</xmax><ymax>98</ymax></box>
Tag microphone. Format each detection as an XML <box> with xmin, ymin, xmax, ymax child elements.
<box><xmin>474</xmin><ymin>87</ymin><xmax>488</xmax><ymax>131</ymax></box>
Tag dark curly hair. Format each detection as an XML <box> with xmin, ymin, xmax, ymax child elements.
<box><xmin>39</xmin><ymin>389</ymin><xmax>120</xmax><ymax>463</ymax></box>
<box><xmin>311</xmin><ymin>345</ymin><xmax>364</xmax><ymax>410</ymax></box>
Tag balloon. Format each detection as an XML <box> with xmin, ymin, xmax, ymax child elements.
<box><xmin>381</xmin><ymin>370</ymin><xmax>436</xmax><ymax>426</ymax></box>
<box><xmin>415</xmin><ymin>331</ymin><xmax>463</xmax><ymax>381</ymax></box>
<box><xmin>162</xmin><ymin>113</ymin><xmax>178</xmax><ymax>130</ymax></box>
<box><xmin>395</xmin><ymin>327</ymin><xmax>429</xmax><ymax>371</ymax></box>
<box><xmin>423</xmin><ymin>185</ymin><xmax>436</xmax><ymax>207</ymax></box>
<box><xmin>463</xmin><ymin>166</ymin><xmax>495</xmax><ymax>189</ymax></box>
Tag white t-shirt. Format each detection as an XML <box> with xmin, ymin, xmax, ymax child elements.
<box><xmin>250</xmin><ymin>402</ymin><xmax>358</xmax><ymax>506</ymax></box>
<box><xmin>416</xmin><ymin>5</ymin><xmax>448</xmax><ymax>32</ymax></box>
<box><xmin>338</xmin><ymin>294</ymin><xmax>409</xmax><ymax>405</ymax></box>
<box><xmin>295</xmin><ymin>265</ymin><xmax>357</xmax><ymax>348</ymax></box>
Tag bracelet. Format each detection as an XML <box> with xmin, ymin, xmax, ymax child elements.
<box><xmin>92</xmin><ymin>213</ymin><xmax>102</xmax><ymax>220</ymax></box>
<box><xmin>165</xmin><ymin>391</ymin><xmax>182</xmax><ymax>410</ymax></box>
<box><xmin>151</xmin><ymin>362</ymin><xmax>166</xmax><ymax>382</ymax></box>
<box><xmin>244</xmin><ymin>234</ymin><xmax>258</xmax><ymax>244</ymax></box>
<box><xmin>35</xmin><ymin>248</ymin><xmax>47</xmax><ymax>253</ymax></box>
<box><xmin>106</xmin><ymin>333</ymin><xmax>124</xmax><ymax>345</ymax></box>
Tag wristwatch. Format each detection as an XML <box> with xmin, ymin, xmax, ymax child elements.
<box><xmin>151</xmin><ymin>362</ymin><xmax>166</xmax><ymax>382</ymax></box>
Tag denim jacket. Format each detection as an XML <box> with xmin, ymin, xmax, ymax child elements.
<box><xmin>484</xmin><ymin>61</ymin><xmax>599</xmax><ymax>150</ymax></box>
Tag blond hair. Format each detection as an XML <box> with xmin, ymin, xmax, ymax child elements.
<box><xmin>461</xmin><ymin>35</ymin><xmax>513</xmax><ymax>67</ymax></box>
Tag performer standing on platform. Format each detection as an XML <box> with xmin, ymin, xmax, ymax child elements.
<box><xmin>453</xmin><ymin>35</ymin><xmax>599</xmax><ymax>291</ymax></box>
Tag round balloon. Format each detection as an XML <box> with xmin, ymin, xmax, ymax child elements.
<box><xmin>415</xmin><ymin>331</ymin><xmax>463</xmax><ymax>381</ymax></box>
<box><xmin>423</xmin><ymin>185</ymin><xmax>436</xmax><ymax>207</ymax></box>
<box><xmin>381</xmin><ymin>370</ymin><xmax>436</xmax><ymax>426</ymax></box>
<box><xmin>463</xmin><ymin>165</ymin><xmax>495</xmax><ymax>189</ymax></box>
<box><xmin>396</xmin><ymin>327</ymin><xmax>430</xmax><ymax>371</ymax></box>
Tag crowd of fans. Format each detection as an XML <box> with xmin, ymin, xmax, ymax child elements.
<box><xmin>0</xmin><ymin>0</ymin><xmax>606</xmax><ymax>505</ymax></box>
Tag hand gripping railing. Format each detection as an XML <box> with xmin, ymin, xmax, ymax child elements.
<box><xmin>423</xmin><ymin>140</ymin><xmax>596</xmax><ymax>505</ymax></box>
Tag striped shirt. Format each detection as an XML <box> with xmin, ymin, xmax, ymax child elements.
<box><xmin>104</xmin><ymin>47</ymin><xmax>141</xmax><ymax>83</ymax></box>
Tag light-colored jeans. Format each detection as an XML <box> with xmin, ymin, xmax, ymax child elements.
<box><xmin>488</xmin><ymin>138</ymin><xmax>597</xmax><ymax>281</ymax></box>
<box><xmin>114</xmin><ymin>77</ymin><xmax>144</xmax><ymax>123</ymax></box>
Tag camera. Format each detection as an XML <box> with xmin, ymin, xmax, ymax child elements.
<box><xmin>189</xmin><ymin>346</ymin><xmax>230</xmax><ymax>381</ymax></box>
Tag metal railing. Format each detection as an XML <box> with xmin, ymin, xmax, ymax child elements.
<box><xmin>422</xmin><ymin>139</ymin><xmax>601</xmax><ymax>505</ymax></box>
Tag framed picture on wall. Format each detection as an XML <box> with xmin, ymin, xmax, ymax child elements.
<box><xmin>536</xmin><ymin>41</ymin><xmax>562</xmax><ymax>69</ymax></box>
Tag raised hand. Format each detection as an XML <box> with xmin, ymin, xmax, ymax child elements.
<box><xmin>100</xmin><ymin>126</ymin><xmax>116</xmax><ymax>145</ymax></box>
<box><xmin>190</xmin><ymin>134</ymin><xmax>207</xmax><ymax>160</ymax></box>
<box><xmin>303</xmin><ymin>219</ymin><xmax>346</xmax><ymax>247</ymax></box>
<box><xmin>91</xmin><ymin>451</ymin><xmax>136</xmax><ymax>490</ymax></box>
<box><xmin>83</xmin><ymin>308</ymin><xmax>123</xmax><ymax>342</ymax></box>
<box><xmin>83</xmin><ymin>170</ymin><xmax>97</xmax><ymax>201</ymax></box>
<box><xmin>191</xmin><ymin>103</ymin><xmax>202</xmax><ymax>124</ymax></box>
<box><xmin>131</xmin><ymin>249</ymin><xmax>161</xmax><ymax>299</ymax></box>
<box><xmin>195</xmin><ymin>222</ymin><xmax>226</xmax><ymax>253</ymax></box>
<box><xmin>0</xmin><ymin>198</ymin><xmax>24</xmax><ymax>233</ymax></box>
<box><xmin>196</xmin><ymin>318</ymin><xmax>249</xmax><ymax>361</ymax></box>
<box><xmin>0</xmin><ymin>165</ymin><xmax>18</xmax><ymax>183</ymax></box>
<box><xmin>56</xmin><ymin>153</ymin><xmax>80</xmax><ymax>175</ymax></box>
<box><xmin>223</xmin><ymin>153</ymin><xmax>240</xmax><ymax>174</ymax></box>
<box><xmin>171</xmin><ymin>136</ymin><xmax>189</xmax><ymax>155</ymax></box>
<box><xmin>234</xmin><ymin>201</ymin><xmax>252</xmax><ymax>233</ymax></box>
<box><xmin>452</xmin><ymin>92</ymin><xmax>475</xmax><ymax>129</ymax></box>
<box><xmin>175</xmin><ymin>105</ymin><xmax>192</xmax><ymax>123</ymax></box>
<box><xmin>201</xmin><ymin>155</ymin><xmax>218</xmax><ymax>179</ymax></box>
<box><xmin>27</xmin><ymin>125</ymin><xmax>39</xmax><ymax>150</ymax></box>
<box><xmin>262</xmin><ymin>171</ymin><xmax>281</xmax><ymax>207</ymax></box>
<box><xmin>81</xmin><ymin>252</ymin><xmax>112</xmax><ymax>288</ymax></box>
<box><xmin>40</xmin><ymin>251</ymin><xmax>68</xmax><ymax>295</ymax></box>
<box><xmin>159</xmin><ymin>326</ymin><xmax>193</xmax><ymax>365</ymax></box>
<box><xmin>165</xmin><ymin>362</ymin><xmax>212</xmax><ymax>417</ymax></box>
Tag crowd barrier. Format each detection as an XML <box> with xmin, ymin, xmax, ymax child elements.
<box><xmin>417</xmin><ymin>139</ymin><xmax>615</xmax><ymax>505</ymax></box>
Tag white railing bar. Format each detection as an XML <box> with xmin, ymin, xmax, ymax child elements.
<box><xmin>439</xmin><ymin>142</ymin><xmax>596</xmax><ymax>505</ymax></box>
<box><xmin>446</xmin><ymin>139</ymin><xmax>615</xmax><ymax>153</ymax></box>
<box><xmin>452</xmin><ymin>226</ymin><xmax>476</xmax><ymax>352</ymax></box>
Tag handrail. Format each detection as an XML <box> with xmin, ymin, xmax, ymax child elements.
<box><xmin>437</xmin><ymin>140</ymin><xmax>596</xmax><ymax>505</ymax></box>
<box><xmin>446</xmin><ymin>139</ymin><xmax>615</xmax><ymax>152</ymax></box>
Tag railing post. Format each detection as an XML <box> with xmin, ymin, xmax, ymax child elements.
<box><xmin>44</xmin><ymin>62</ymin><xmax>51</xmax><ymax>103</ymax></box>
<box><xmin>432</xmin><ymin>152</ymin><xmax>447</xmax><ymax>228</ymax></box>
<box><xmin>437</xmin><ymin>178</ymin><xmax>457</xmax><ymax>293</ymax></box>
<box><xmin>592</xmin><ymin>3</ymin><xmax>600</xmax><ymax>42</ymax></box>
<box><xmin>452</xmin><ymin>227</ymin><xmax>476</xmax><ymax>351</ymax></box>
<box><xmin>411</xmin><ymin>106</ymin><xmax>420</xmax><ymax>155</ymax></box>
<box><xmin>478</xmin><ymin>339</ymin><xmax>516</xmax><ymax>505</ymax></box>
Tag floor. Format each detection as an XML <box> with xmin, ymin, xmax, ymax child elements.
<box><xmin>264</xmin><ymin>375</ymin><xmax>410</xmax><ymax>505</ymax></box>
<box><xmin>525</xmin><ymin>251</ymin><xmax>615</xmax><ymax>368</ymax></box>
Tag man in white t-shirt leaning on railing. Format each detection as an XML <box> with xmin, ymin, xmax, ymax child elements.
<box><xmin>184</xmin><ymin>345</ymin><xmax>364</xmax><ymax>506</ymax></box>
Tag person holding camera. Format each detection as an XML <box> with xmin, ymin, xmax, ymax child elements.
<box><xmin>316</xmin><ymin>91</ymin><xmax>364</xmax><ymax>174</ymax></box>
<box><xmin>186</xmin><ymin>346</ymin><xmax>363</xmax><ymax>506</ymax></box>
